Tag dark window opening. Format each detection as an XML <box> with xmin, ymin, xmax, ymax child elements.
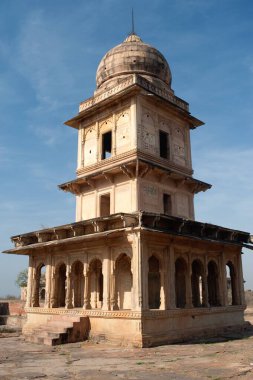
<box><xmin>175</xmin><ymin>258</ymin><xmax>187</xmax><ymax>308</ymax></box>
<box><xmin>102</xmin><ymin>131</ymin><xmax>112</xmax><ymax>159</ymax></box>
<box><xmin>207</xmin><ymin>261</ymin><xmax>220</xmax><ymax>307</ymax></box>
<box><xmin>159</xmin><ymin>130</ymin><xmax>169</xmax><ymax>159</ymax></box>
<box><xmin>163</xmin><ymin>193</ymin><xmax>172</xmax><ymax>215</ymax></box>
<box><xmin>148</xmin><ymin>256</ymin><xmax>161</xmax><ymax>309</ymax></box>
<box><xmin>100</xmin><ymin>193</ymin><xmax>110</xmax><ymax>217</ymax></box>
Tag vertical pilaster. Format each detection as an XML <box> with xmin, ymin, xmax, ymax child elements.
<box><xmin>96</xmin><ymin>121</ymin><xmax>99</xmax><ymax>161</ymax></box>
<box><xmin>131</xmin><ymin>232</ymin><xmax>144</xmax><ymax>310</ymax></box>
<box><xmin>130</xmin><ymin>96</ymin><xmax>137</xmax><ymax>148</ymax></box>
<box><xmin>77</xmin><ymin>125</ymin><xmax>83</xmax><ymax>169</ymax></box>
<box><xmin>113</xmin><ymin>113</ymin><xmax>116</xmax><ymax>156</ymax></box>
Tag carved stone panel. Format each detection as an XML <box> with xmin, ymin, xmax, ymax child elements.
<box><xmin>84</xmin><ymin>126</ymin><xmax>97</xmax><ymax>165</ymax></box>
<box><xmin>116</xmin><ymin>110</ymin><xmax>131</xmax><ymax>155</ymax></box>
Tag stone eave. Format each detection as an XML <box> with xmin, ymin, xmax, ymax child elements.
<box><xmin>65</xmin><ymin>74</ymin><xmax>203</xmax><ymax>130</ymax></box>
<box><xmin>3</xmin><ymin>212</ymin><xmax>251</xmax><ymax>255</ymax></box>
<box><xmin>3</xmin><ymin>228</ymin><xmax>131</xmax><ymax>255</ymax></box>
<box><xmin>58</xmin><ymin>158</ymin><xmax>211</xmax><ymax>195</ymax></box>
<box><xmin>139</xmin><ymin>213</ymin><xmax>250</xmax><ymax>247</ymax></box>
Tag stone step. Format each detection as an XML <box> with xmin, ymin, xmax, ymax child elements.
<box><xmin>24</xmin><ymin>315</ymin><xmax>89</xmax><ymax>346</ymax></box>
<box><xmin>40</xmin><ymin>321</ymin><xmax>73</xmax><ymax>329</ymax></box>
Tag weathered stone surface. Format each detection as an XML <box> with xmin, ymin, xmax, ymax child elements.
<box><xmin>0</xmin><ymin>311</ymin><xmax>253</xmax><ymax>380</ymax></box>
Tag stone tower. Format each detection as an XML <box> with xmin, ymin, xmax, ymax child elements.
<box><xmin>60</xmin><ymin>33</ymin><xmax>210</xmax><ymax>222</ymax></box>
<box><xmin>4</xmin><ymin>33</ymin><xmax>251</xmax><ymax>347</ymax></box>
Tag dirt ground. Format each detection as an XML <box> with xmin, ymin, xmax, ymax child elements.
<box><xmin>1</xmin><ymin>310</ymin><xmax>253</xmax><ymax>380</ymax></box>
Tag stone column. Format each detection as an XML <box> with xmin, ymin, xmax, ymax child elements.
<box><xmin>202</xmin><ymin>256</ymin><xmax>209</xmax><ymax>307</ymax></box>
<box><xmin>65</xmin><ymin>265</ymin><xmax>73</xmax><ymax>309</ymax></box>
<box><xmin>50</xmin><ymin>267</ymin><xmax>58</xmax><ymax>308</ymax></box>
<box><xmin>102</xmin><ymin>248</ymin><xmax>110</xmax><ymax>310</ymax></box>
<box><xmin>83</xmin><ymin>263</ymin><xmax>90</xmax><ymax>309</ymax></box>
<box><xmin>25</xmin><ymin>257</ymin><xmax>34</xmax><ymax>308</ymax></box>
<box><xmin>110</xmin><ymin>271</ymin><xmax>117</xmax><ymax>310</ymax></box>
<box><xmin>217</xmin><ymin>258</ymin><xmax>223</xmax><ymax>307</ymax></box>
<box><xmin>237</xmin><ymin>251</ymin><xmax>245</xmax><ymax>306</ymax></box>
<box><xmin>169</xmin><ymin>246</ymin><xmax>176</xmax><ymax>309</ymax></box>
<box><xmin>44</xmin><ymin>256</ymin><xmax>51</xmax><ymax>308</ymax></box>
<box><xmin>185</xmin><ymin>253</ymin><xmax>192</xmax><ymax>308</ymax></box>
<box><xmin>221</xmin><ymin>252</ymin><xmax>228</xmax><ymax>306</ymax></box>
<box><xmin>31</xmin><ymin>266</ymin><xmax>39</xmax><ymax>307</ymax></box>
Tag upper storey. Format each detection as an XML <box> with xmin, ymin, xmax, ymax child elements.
<box><xmin>96</xmin><ymin>33</ymin><xmax>172</xmax><ymax>91</ymax></box>
<box><xmin>61</xmin><ymin>34</ymin><xmax>210</xmax><ymax>202</ymax></box>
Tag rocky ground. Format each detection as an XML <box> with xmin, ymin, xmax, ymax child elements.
<box><xmin>0</xmin><ymin>310</ymin><xmax>253</xmax><ymax>380</ymax></box>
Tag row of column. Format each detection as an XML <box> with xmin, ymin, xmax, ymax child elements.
<box><xmin>25</xmin><ymin>240</ymin><xmax>245</xmax><ymax>311</ymax></box>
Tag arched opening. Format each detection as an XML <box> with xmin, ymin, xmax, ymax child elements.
<box><xmin>56</xmin><ymin>263</ymin><xmax>66</xmax><ymax>307</ymax></box>
<box><xmin>115</xmin><ymin>254</ymin><xmax>132</xmax><ymax>310</ymax></box>
<box><xmin>207</xmin><ymin>261</ymin><xmax>220</xmax><ymax>306</ymax></box>
<box><xmin>72</xmin><ymin>261</ymin><xmax>84</xmax><ymax>307</ymax></box>
<box><xmin>32</xmin><ymin>263</ymin><xmax>46</xmax><ymax>307</ymax></box>
<box><xmin>175</xmin><ymin>258</ymin><xmax>187</xmax><ymax>308</ymax></box>
<box><xmin>191</xmin><ymin>260</ymin><xmax>204</xmax><ymax>307</ymax></box>
<box><xmin>89</xmin><ymin>259</ymin><xmax>103</xmax><ymax>309</ymax></box>
<box><xmin>148</xmin><ymin>255</ymin><xmax>161</xmax><ymax>309</ymax></box>
<box><xmin>226</xmin><ymin>261</ymin><xmax>237</xmax><ymax>305</ymax></box>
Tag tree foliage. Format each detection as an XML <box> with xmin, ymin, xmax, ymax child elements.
<box><xmin>15</xmin><ymin>269</ymin><xmax>28</xmax><ymax>287</ymax></box>
<box><xmin>15</xmin><ymin>268</ymin><xmax>46</xmax><ymax>288</ymax></box>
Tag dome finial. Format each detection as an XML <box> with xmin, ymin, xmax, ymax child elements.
<box><xmin>124</xmin><ymin>8</ymin><xmax>142</xmax><ymax>43</ymax></box>
<box><xmin>131</xmin><ymin>8</ymin><xmax>135</xmax><ymax>35</ymax></box>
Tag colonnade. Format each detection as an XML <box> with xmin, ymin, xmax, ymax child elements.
<box><xmin>27</xmin><ymin>253</ymin><xmax>133</xmax><ymax>311</ymax></box>
<box><xmin>26</xmin><ymin>249</ymin><xmax>244</xmax><ymax>311</ymax></box>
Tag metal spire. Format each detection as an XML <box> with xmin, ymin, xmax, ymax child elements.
<box><xmin>131</xmin><ymin>8</ymin><xmax>135</xmax><ymax>35</ymax></box>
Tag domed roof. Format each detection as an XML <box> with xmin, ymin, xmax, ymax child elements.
<box><xmin>96</xmin><ymin>33</ymin><xmax>172</xmax><ymax>89</ymax></box>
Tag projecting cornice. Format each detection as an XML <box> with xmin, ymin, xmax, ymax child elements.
<box><xmin>3</xmin><ymin>212</ymin><xmax>251</xmax><ymax>255</ymax></box>
<box><xmin>65</xmin><ymin>74</ymin><xmax>203</xmax><ymax>130</ymax></box>
<box><xmin>58</xmin><ymin>158</ymin><xmax>211</xmax><ymax>195</ymax></box>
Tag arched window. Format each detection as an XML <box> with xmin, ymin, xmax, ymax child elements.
<box><xmin>226</xmin><ymin>261</ymin><xmax>237</xmax><ymax>305</ymax></box>
<box><xmin>207</xmin><ymin>261</ymin><xmax>220</xmax><ymax>306</ymax></box>
<box><xmin>115</xmin><ymin>254</ymin><xmax>132</xmax><ymax>310</ymax></box>
<box><xmin>72</xmin><ymin>261</ymin><xmax>84</xmax><ymax>307</ymax></box>
<box><xmin>56</xmin><ymin>263</ymin><xmax>67</xmax><ymax>307</ymax></box>
<box><xmin>191</xmin><ymin>260</ymin><xmax>204</xmax><ymax>307</ymax></box>
<box><xmin>148</xmin><ymin>255</ymin><xmax>161</xmax><ymax>309</ymax></box>
<box><xmin>89</xmin><ymin>259</ymin><xmax>103</xmax><ymax>309</ymax></box>
<box><xmin>175</xmin><ymin>258</ymin><xmax>187</xmax><ymax>308</ymax></box>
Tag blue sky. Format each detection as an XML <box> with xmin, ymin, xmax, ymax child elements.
<box><xmin>0</xmin><ymin>0</ymin><xmax>253</xmax><ymax>296</ymax></box>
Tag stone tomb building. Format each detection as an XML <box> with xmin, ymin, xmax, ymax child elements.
<box><xmin>4</xmin><ymin>33</ymin><xmax>252</xmax><ymax>346</ymax></box>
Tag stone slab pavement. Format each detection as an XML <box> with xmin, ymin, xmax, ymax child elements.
<box><xmin>1</xmin><ymin>312</ymin><xmax>253</xmax><ymax>380</ymax></box>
